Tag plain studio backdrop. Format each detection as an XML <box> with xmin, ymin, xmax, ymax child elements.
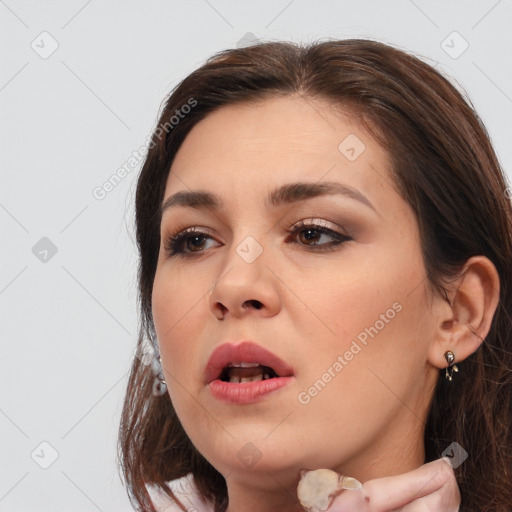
<box><xmin>1</xmin><ymin>1</ymin><xmax>511</xmax><ymax>510</ymax></box>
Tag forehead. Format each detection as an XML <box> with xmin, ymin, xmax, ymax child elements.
<box><xmin>164</xmin><ymin>95</ymin><xmax>394</xmax><ymax>206</ymax></box>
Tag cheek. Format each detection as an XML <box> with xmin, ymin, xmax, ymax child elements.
<box><xmin>295</xmin><ymin>249</ymin><xmax>411</xmax><ymax>345</ymax></box>
<box><xmin>151</xmin><ymin>266</ymin><xmax>209</xmax><ymax>378</ymax></box>
<box><xmin>294</xmin><ymin>294</ymin><xmax>430</xmax><ymax>457</ymax></box>
<box><xmin>296</xmin><ymin>244</ymin><xmax>430</xmax><ymax>398</ymax></box>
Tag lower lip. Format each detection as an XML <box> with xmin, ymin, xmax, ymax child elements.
<box><xmin>208</xmin><ymin>377</ymin><xmax>294</xmax><ymax>404</ymax></box>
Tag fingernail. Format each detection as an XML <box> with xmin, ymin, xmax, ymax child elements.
<box><xmin>339</xmin><ymin>476</ymin><xmax>362</xmax><ymax>490</ymax></box>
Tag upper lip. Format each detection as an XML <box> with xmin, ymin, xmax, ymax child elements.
<box><xmin>203</xmin><ymin>341</ymin><xmax>294</xmax><ymax>384</ymax></box>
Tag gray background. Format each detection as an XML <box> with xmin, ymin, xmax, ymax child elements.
<box><xmin>1</xmin><ymin>1</ymin><xmax>511</xmax><ymax>510</ymax></box>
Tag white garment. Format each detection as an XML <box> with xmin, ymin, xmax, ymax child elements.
<box><xmin>148</xmin><ymin>473</ymin><xmax>215</xmax><ymax>512</ymax></box>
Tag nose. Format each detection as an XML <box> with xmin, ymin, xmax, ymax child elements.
<box><xmin>208</xmin><ymin>244</ymin><xmax>281</xmax><ymax>320</ymax></box>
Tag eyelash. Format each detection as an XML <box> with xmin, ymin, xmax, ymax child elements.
<box><xmin>163</xmin><ymin>220</ymin><xmax>353</xmax><ymax>258</ymax></box>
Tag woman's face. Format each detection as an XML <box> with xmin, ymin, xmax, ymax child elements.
<box><xmin>152</xmin><ymin>95</ymin><xmax>440</xmax><ymax>488</ymax></box>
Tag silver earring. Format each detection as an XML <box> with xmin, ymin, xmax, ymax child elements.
<box><xmin>444</xmin><ymin>350</ymin><xmax>459</xmax><ymax>381</ymax></box>
<box><xmin>152</xmin><ymin>356</ymin><xmax>167</xmax><ymax>396</ymax></box>
<box><xmin>157</xmin><ymin>356</ymin><xmax>166</xmax><ymax>384</ymax></box>
<box><xmin>148</xmin><ymin>321</ymin><xmax>167</xmax><ymax>397</ymax></box>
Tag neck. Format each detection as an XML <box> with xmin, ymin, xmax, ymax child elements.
<box><xmin>225</xmin><ymin>473</ymin><xmax>303</xmax><ymax>512</ymax></box>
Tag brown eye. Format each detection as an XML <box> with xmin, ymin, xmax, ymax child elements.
<box><xmin>164</xmin><ymin>228</ymin><xmax>220</xmax><ymax>257</ymax></box>
<box><xmin>184</xmin><ymin>234</ymin><xmax>208</xmax><ymax>252</ymax></box>
<box><xmin>288</xmin><ymin>222</ymin><xmax>352</xmax><ymax>250</ymax></box>
<box><xmin>298</xmin><ymin>228</ymin><xmax>324</xmax><ymax>245</ymax></box>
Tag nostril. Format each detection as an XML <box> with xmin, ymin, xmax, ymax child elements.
<box><xmin>244</xmin><ymin>299</ymin><xmax>263</xmax><ymax>310</ymax></box>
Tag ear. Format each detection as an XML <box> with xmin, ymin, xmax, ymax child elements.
<box><xmin>428</xmin><ymin>256</ymin><xmax>500</xmax><ymax>370</ymax></box>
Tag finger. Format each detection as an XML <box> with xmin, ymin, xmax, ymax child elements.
<box><xmin>327</xmin><ymin>489</ymin><xmax>369</xmax><ymax>512</ymax></box>
<box><xmin>391</xmin><ymin>492</ymin><xmax>460</xmax><ymax>512</ymax></box>
<box><xmin>393</xmin><ymin>472</ymin><xmax>460</xmax><ymax>512</ymax></box>
<box><xmin>362</xmin><ymin>458</ymin><xmax>456</xmax><ymax>512</ymax></box>
<box><xmin>390</xmin><ymin>502</ymin><xmax>438</xmax><ymax>512</ymax></box>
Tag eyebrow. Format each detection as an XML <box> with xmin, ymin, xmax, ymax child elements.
<box><xmin>160</xmin><ymin>181</ymin><xmax>377</xmax><ymax>216</ymax></box>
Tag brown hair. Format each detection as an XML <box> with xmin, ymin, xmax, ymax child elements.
<box><xmin>118</xmin><ymin>39</ymin><xmax>512</xmax><ymax>511</ymax></box>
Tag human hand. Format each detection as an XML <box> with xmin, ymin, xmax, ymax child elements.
<box><xmin>298</xmin><ymin>458</ymin><xmax>460</xmax><ymax>512</ymax></box>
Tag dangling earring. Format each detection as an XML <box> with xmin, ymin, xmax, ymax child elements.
<box><xmin>152</xmin><ymin>356</ymin><xmax>167</xmax><ymax>396</ymax></box>
<box><xmin>147</xmin><ymin>321</ymin><xmax>168</xmax><ymax>396</ymax></box>
<box><xmin>444</xmin><ymin>350</ymin><xmax>459</xmax><ymax>381</ymax></box>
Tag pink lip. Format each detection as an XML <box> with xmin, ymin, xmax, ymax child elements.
<box><xmin>208</xmin><ymin>378</ymin><xmax>294</xmax><ymax>404</ymax></box>
<box><xmin>204</xmin><ymin>341</ymin><xmax>294</xmax><ymax>404</ymax></box>
<box><xmin>204</xmin><ymin>341</ymin><xmax>294</xmax><ymax>383</ymax></box>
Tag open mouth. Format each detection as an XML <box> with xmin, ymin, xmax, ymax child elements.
<box><xmin>219</xmin><ymin>362</ymin><xmax>279</xmax><ymax>383</ymax></box>
<box><xmin>203</xmin><ymin>340</ymin><xmax>294</xmax><ymax>385</ymax></box>
<box><xmin>205</xmin><ymin>342</ymin><xmax>294</xmax><ymax>404</ymax></box>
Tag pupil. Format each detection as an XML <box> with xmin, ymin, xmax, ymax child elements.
<box><xmin>188</xmin><ymin>235</ymin><xmax>205</xmax><ymax>250</ymax></box>
<box><xmin>302</xmin><ymin>229</ymin><xmax>319</xmax><ymax>243</ymax></box>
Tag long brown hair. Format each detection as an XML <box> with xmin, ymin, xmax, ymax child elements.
<box><xmin>118</xmin><ymin>39</ymin><xmax>512</xmax><ymax>511</ymax></box>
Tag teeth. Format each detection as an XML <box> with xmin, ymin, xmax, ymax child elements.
<box><xmin>229</xmin><ymin>373</ymin><xmax>267</xmax><ymax>383</ymax></box>
<box><xmin>223</xmin><ymin>364</ymin><xmax>277</xmax><ymax>383</ymax></box>
<box><xmin>228</xmin><ymin>362</ymin><xmax>260</xmax><ymax>368</ymax></box>
<box><xmin>241</xmin><ymin>376</ymin><xmax>261</xmax><ymax>383</ymax></box>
